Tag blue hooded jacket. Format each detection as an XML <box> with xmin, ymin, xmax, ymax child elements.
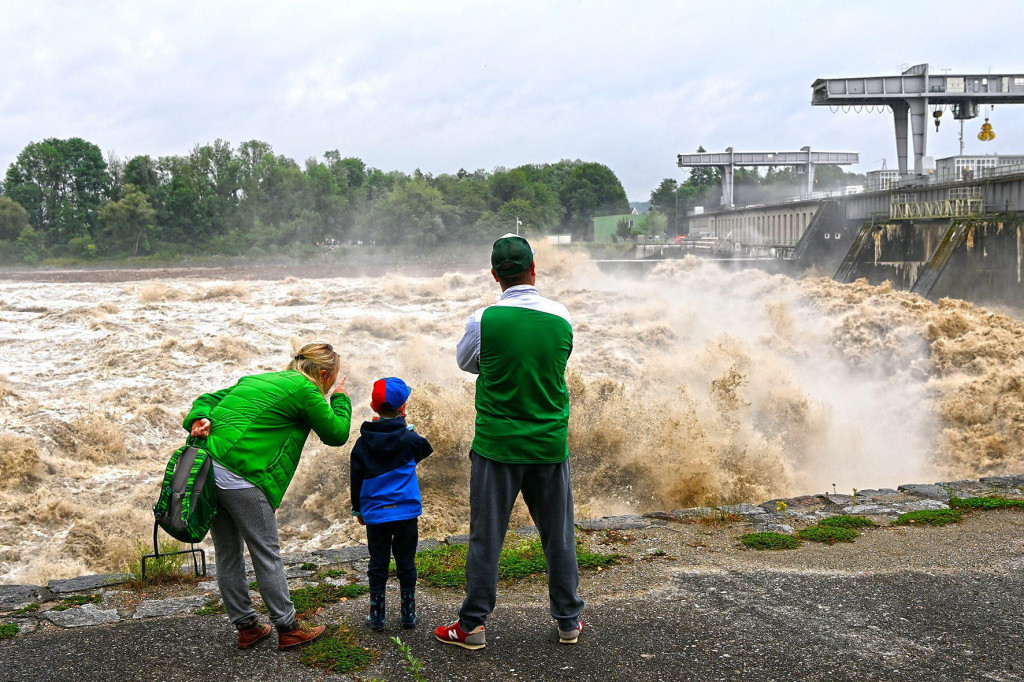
<box><xmin>350</xmin><ymin>417</ymin><xmax>433</xmax><ymax>525</ymax></box>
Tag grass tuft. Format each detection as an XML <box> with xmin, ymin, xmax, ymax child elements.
<box><xmin>739</xmin><ymin>532</ymin><xmax>802</xmax><ymax>550</ymax></box>
<box><xmin>248</xmin><ymin>581</ymin><xmax>259</xmax><ymax>591</ymax></box>
<box><xmin>127</xmin><ymin>539</ymin><xmax>198</xmax><ymax>589</ymax></box>
<box><xmin>950</xmin><ymin>496</ymin><xmax>1024</xmax><ymax>510</ymax></box>
<box><xmin>818</xmin><ymin>515</ymin><xmax>875</xmax><ymax>529</ymax></box>
<box><xmin>299</xmin><ymin>625</ymin><xmax>376</xmax><ymax>675</ymax></box>
<box><xmin>892</xmin><ymin>509</ymin><xmax>963</xmax><ymax>527</ymax></box>
<box><xmin>11</xmin><ymin>603</ymin><xmax>39</xmax><ymax>615</ymax></box>
<box><xmin>0</xmin><ymin>624</ymin><xmax>19</xmax><ymax>640</ymax></box>
<box><xmin>299</xmin><ymin>562</ymin><xmax>318</xmax><ymax>571</ymax></box>
<box><xmin>797</xmin><ymin>526</ymin><xmax>859</xmax><ymax>544</ymax></box>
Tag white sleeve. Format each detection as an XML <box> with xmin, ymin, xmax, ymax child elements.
<box><xmin>456</xmin><ymin>311</ymin><xmax>482</xmax><ymax>374</ymax></box>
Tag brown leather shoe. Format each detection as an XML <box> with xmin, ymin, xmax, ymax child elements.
<box><xmin>277</xmin><ymin>624</ymin><xmax>327</xmax><ymax>650</ymax></box>
<box><xmin>237</xmin><ymin>623</ymin><xmax>273</xmax><ymax>650</ymax></box>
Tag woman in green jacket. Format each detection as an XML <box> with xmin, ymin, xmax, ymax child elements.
<box><xmin>184</xmin><ymin>342</ymin><xmax>351</xmax><ymax>650</ymax></box>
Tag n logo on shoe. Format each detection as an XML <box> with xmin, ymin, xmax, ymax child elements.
<box><xmin>448</xmin><ymin>629</ymin><xmax>458</xmax><ymax>640</ymax></box>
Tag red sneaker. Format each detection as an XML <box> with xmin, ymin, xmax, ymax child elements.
<box><xmin>434</xmin><ymin>620</ymin><xmax>486</xmax><ymax>650</ymax></box>
<box><xmin>558</xmin><ymin>619</ymin><xmax>583</xmax><ymax>644</ymax></box>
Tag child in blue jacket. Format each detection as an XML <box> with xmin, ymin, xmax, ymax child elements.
<box><xmin>350</xmin><ymin>377</ymin><xmax>433</xmax><ymax>630</ymax></box>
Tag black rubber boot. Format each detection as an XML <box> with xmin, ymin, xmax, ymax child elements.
<box><xmin>401</xmin><ymin>588</ymin><xmax>418</xmax><ymax>629</ymax></box>
<box><xmin>366</xmin><ymin>591</ymin><xmax>385</xmax><ymax>631</ymax></box>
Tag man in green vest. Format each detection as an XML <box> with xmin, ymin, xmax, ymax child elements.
<box><xmin>435</xmin><ymin>234</ymin><xmax>584</xmax><ymax>650</ymax></box>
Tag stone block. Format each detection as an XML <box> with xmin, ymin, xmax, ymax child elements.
<box><xmin>893</xmin><ymin>499</ymin><xmax>949</xmax><ymax>512</ymax></box>
<box><xmin>755</xmin><ymin>523</ymin><xmax>794</xmax><ymax>534</ymax></box>
<box><xmin>445</xmin><ymin>534</ymin><xmax>471</xmax><ymax>545</ymax></box>
<box><xmin>44</xmin><ymin>603</ymin><xmax>121</xmax><ymax>628</ymax></box>
<box><xmin>416</xmin><ymin>539</ymin><xmax>440</xmax><ymax>552</ymax></box>
<box><xmin>978</xmin><ymin>474</ymin><xmax>1024</xmax><ymax>488</ymax></box>
<box><xmin>0</xmin><ymin>585</ymin><xmax>52</xmax><ymax>612</ymax></box>
<box><xmin>313</xmin><ymin>546</ymin><xmax>370</xmax><ymax>563</ymax></box>
<box><xmin>133</xmin><ymin>596</ymin><xmax>208</xmax><ymax>619</ymax></box>
<box><xmin>897</xmin><ymin>484</ymin><xmax>950</xmax><ymax>501</ymax></box>
<box><xmin>841</xmin><ymin>504</ymin><xmax>899</xmax><ymax>516</ymax></box>
<box><xmin>718</xmin><ymin>504</ymin><xmax>765</xmax><ymax>517</ymax></box>
<box><xmin>577</xmin><ymin>515</ymin><xmax>651</xmax><ymax>531</ymax></box>
<box><xmin>47</xmin><ymin>574</ymin><xmax>128</xmax><ymax>595</ymax></box>
<box><xmin>514</xmin><ymin>526</ymin><xmax>539</xmax><ymax>536</ymax></box>
<box><xmin>643</xmin><ymin>507</ymin><xmax>717</xmax><ymax>522</ymax></box>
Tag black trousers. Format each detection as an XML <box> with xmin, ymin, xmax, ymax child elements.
<box><xmin>365</xmin><ymin>517</ymin><xmax>418</xmax><ymax>593</ymax></box>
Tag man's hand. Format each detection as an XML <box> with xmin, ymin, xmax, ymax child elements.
<box><xmin>190</xmin><ymin>418</ymin><xmax>211</xmax><ymax>437</ymax></box>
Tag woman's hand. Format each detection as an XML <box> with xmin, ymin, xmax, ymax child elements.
<box><xmin>190</xmin><ymin>418</ymin><xmax>211</xmax><ymax>437</ymax></box>
<box><xmin>328</xmin><ymin>374</ymin><xmax>347</xmax><ymax>399</ymax></box>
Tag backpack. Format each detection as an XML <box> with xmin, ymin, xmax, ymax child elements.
<box><xmin>153</xmin><ymin>437</ymin><xmax>219</xmax><ymax>543</ymax></box>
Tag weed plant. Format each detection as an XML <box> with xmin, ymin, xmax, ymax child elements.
<box><xmin>127</xmin><ymin>539</ymin><xmax>197</xmax><ymax>588</ymax></box>
<box><xmin>0</xmin><ymin>624</ymin><xmax>18</xmax><ymax>640</ymax></box>
<box><xmin>299</xmin><ymin>562</ymin><xmax>318</xmax><ymax>571</ymax></box>
<box><xmin>11</xmin><ymin>604</ymin><xmax>39</xmax><ymax>615</ymax></box>
<box><xmin>299</xmin><ymin>626</ymin><xmax>376</xmax><ymax>675</ymax></box>
<box><xmin>390</xmin><ymin>636</ymin><xmax>428</xmax><ymax>682</ymax></box>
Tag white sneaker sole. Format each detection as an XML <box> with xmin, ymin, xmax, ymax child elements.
<box><xmin>435</xmin><ymin>633</ymin><xmax>486</xmax><ymax>650</ymax></box>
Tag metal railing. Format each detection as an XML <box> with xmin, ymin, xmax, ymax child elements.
<box><xmin>890</xmin><ymin>197</ymin><xmax>984</xmax><ymax>220</ymax></box>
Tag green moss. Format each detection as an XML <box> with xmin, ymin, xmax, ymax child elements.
<box><xmin>299</xmin><ymin>562</ymin><xmax>318</xmax><ymax>571</ymax></box>
<box><xmin>319</xmin><ymin>568</ymin><xmax>347</xmax><ymax>579</ymax></box>
<box><xmin>51</xmin><ymin>594</ymin><xmax>102</xmax><ymax>612</ymax></box>
<box><xmin>818</xmin><ymin>515</ymin><xmax>875</xmax><ymax>529</ymax></box>
<box><xmin>289</xmin><ymin>584</ymin><xmax>370</xmax><ymax>618</ymax></box>
<box><xmin>0</xmin><ymin>624</ymin><xmax>19</xmax><ymax>640</ymax></box>
<box><xmin>11</xmin><ymin>603</ymin><xmax>39</xmax><ymax>615</ymax></box>
<box><xmin>797</xmin><ymin>526</ymin><xmax>860</xmax><ymax>543</ymax></box>
<box><xmin>196</xmin><ymin>599</ymin><xmax>225</xmax><ymax>616</ymax></box>
<box><xmin>892</xmin><ymin>509</ymin><xmax>963</xmax><ymax>527</ymax></box>
<box><xmin>739</xmin><ymin>532</ymin><xmax>802</xmax><ymax>550</ymax></box>
<box><xmin>299</xmin><ymin>626</ymin><xmax>376</xmax><ymax>674</ymax></box>
<box><xmin>248</xmin><ymin>580</ymin><xmax>259</xmax><ymax>591</ymax></box>
<box><xmin>950</xmin><ymin>496</ymin><xmax>1024</xmax><ymax>510</ymax></box>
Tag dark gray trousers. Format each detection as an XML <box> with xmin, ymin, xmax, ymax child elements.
<box><xmin>459</xmin><ymin>451</ymin><xmax>585</xmax><ymax>631</ymax></box>
<box><xmin>210</xmin><ymin>486</ymin><xmax>296</xmax><ymax>629</ymax></box>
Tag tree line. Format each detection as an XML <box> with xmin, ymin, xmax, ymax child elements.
<box><xmin>0</xmin><ymin>137</ymin><xmax>630</xmax><ymax>262</ymax></box>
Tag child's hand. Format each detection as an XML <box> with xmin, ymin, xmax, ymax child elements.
<box><xmin>357</xmin><ymin>516</ymin><xmax>365</xmax><ymax>526</ymax></box>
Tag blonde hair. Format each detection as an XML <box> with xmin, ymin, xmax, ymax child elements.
<box><xmin>287</xmin><ymin>342</ymin><xmax>339</xmax><ymax>394</ymax></box>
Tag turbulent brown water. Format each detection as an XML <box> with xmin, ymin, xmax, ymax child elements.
<box><xmin>2</xmin><ymin>244</ymin><xmax>1023</xmax><ymax>583</ymax></box>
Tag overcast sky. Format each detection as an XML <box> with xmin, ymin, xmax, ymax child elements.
<box><xmin>2</xmin><ymin>0</ymin><xmax>1022</xmax><ymax>200</ymax></box>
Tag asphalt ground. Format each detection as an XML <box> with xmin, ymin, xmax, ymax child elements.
<box><xmin>3</xmin><ymin>567</ymin><xmax>1022</xmax><ymax>682</ymax></box>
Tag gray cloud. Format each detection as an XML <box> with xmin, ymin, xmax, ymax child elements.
<box><xmin>1</xmin><ymin>0</ymin><xmax>1021</xmax><ymax>200</ymax></box>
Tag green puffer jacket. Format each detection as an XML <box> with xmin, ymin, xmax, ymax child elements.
<box><xmin>182</xmin><ymin>370</ymin><xmax>352</xmax><ymax>508</ymax></box>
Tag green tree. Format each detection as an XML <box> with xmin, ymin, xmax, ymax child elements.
<box><xmin>3</xmin><ymin>137</ymin><xmax>109</xmax><ymax>246</ymax></box>
<box><xmin>0</xmin><ymin>197</ymin><xmax>30</xmax><ymax>241</ymax></box>
<box><xmin>649</xmin><ymin>179</ymin><xmax>679</xmax><ymax>235</ymax></box>
<box><xmin>99</xmin><ymin>185</ymin><xmax>157</xmax><ymax>255</ymax></box>
<box><xmin>558</xmin><ymin>162</ymin><xmax>629</xmax><ymax>238</ymax></box>
<box><xmin>371</xmin><ymin>179</ymin><xmax>447</xmax><ymax>246</ymax></box>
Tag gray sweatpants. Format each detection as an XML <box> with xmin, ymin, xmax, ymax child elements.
<box><xmin>210</xmin><ymin>486</ymin><xmax>296</xmax><ymax>629</ymax></box>
<box><xmin>459</xmin><ymin>451</ymin><xmax>585</xmax><ymax>631</ymax></box>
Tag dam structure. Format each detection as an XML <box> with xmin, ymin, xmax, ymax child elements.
<box><xmin>664</xmin><ymin>64</ymin><xmax>1024</xmax><ymax>307</ymax></box>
